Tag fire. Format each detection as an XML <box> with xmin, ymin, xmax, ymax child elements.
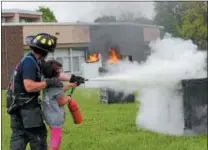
<box><xmin>108</xmin><ymin>48</ymin><xmax>120</xmax><ymax>64</ymax></box>
<box><xmin>86</xmin><ymin>48</ymin><xmax>120</xmax><ymax>64</ymax></box>
<box><xmin>87</xmin><ymin>52</ymin><xmax>99</xmax><ymax>63</ymax></box>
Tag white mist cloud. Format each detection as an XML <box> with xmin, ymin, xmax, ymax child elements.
<box><xmin>86</xmin><ymin>34</ymin><xmax>207</xmax><ymax>135</ymax></box>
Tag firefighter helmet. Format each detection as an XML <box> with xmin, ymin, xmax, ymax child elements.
<box><xmin>26</xmin><ymin>33</ymin><xmax>57</xmax><ymax>53</ymax></box>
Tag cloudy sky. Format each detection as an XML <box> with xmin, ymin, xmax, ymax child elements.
<box><xmin>2</xmin><ymin>2</ymin><xmax>155</xmax><ymax>22</ymax></box>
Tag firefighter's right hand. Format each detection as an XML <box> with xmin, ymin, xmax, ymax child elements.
<box><xmin>44</xmin><ymin>77</ymin><xmax>58</xmax><ymax>87</ymax></box>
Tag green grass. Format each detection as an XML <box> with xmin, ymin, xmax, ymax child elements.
<box><xmin>2</xmin><ymin>89</ymin><xmax>207</xmax><ymax>150</ymax></box>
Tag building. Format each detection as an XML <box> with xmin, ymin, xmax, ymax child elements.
<box><xmin>2</xmin><ymin>9</ymin><xmax>42</xmax><ymax>23</ymax></box>
<box><xmin>2</xmin><ymin>22</ymin><xmax>163</xmax><ymax>89</ymax></box>
<box><xmin>2</xmin><ymin>22</ymin><xmax>89</xmax><ymax>89</ymax></box>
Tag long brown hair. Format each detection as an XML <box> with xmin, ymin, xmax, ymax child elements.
<box><xmin>42</xmin><ymin>60</ymin><xmax>62</xmax><ymax>78</ymax></box>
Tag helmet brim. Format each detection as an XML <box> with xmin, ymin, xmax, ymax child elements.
<box><xmin>25</xmin><ymin>35</ymin><xmax>35</xmax><ymax>45</ymax></box>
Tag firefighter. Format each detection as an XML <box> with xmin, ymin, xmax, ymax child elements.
<box><xmin>6</xmin><ymin>33</ymin><xmax>84</xmax><ymax>150</ymax></box>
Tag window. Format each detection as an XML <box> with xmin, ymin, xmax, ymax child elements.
<box><xmin>63</xmin><ymin>57</ymin><xmax>71</xmax><ymax>73</ymax></box>
<box><xmin>79</xmin><ymin>56</ymin><xmax>85</xmax><ymax>66</ymax></box>
<box><xmin>45</xmin><ymin>48</ymin><xmax>86</xmax><ymax>74</ymax></box>
<box><xmin>72</xmin><ymin>50</ymin><xmax>85</xmax><ymax>57</ymax></box>
<box><xmin>46</xmin><ymin>57</ymin><xmax>55</xmax><ymax>61</ymax></box>
<box><xmin>47</xmin><ymin>52</ymin><xmax>54</xmax><ymax>58</ymax></box>
<box><xmin>56</xmin><ymin>57</ymin><xmax>63</xmax><ymax>64</ymax></box>
<box><xmin>55</xmin><ymin>57</ymin><xmax>63</xmax><ymax>72</ymax></box>
<box><xmin>72</xmin><ymin>57</ymin><xmax>79</xmax><ymax>72</ymax></box>
<box><xmin>70</xmin><ymin>48</ymin><xmax>86</xmax><ymax>73</ymax></box>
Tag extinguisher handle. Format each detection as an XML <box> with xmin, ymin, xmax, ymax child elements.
<box><xmin>68</xmin><ymin>88</ymin><xmax>75</xmax><ymax>97</ymax></box>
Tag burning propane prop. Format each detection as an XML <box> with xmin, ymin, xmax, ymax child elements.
<box><xmin>86</xmin><ymin>48</ymin><xmax>121</xmax><ymax>64</ymax></box>
<box><xmin>108</xmin><ymin>48</ymin><xmax>120</xmax><ymax>64</ymax></box>
<box><xmin>84</xmin><ymin>48</ymin><xmax>134</xmax><ymax>83</ymax></box>
<box><xmin>85</xmin><ymin>47</ymin><xmax>133</xmax><ymax>81</ymax></box>
<box><xmin>86</xmin><ymin>52</ymin><xmax>99</xmax><ymax>63</ymax></box>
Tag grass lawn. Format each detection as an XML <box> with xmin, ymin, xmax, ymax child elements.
<box><xmin>1</xmin><ymin>89</ymin><xmax>207</xmax><ymax>150</ymax></box>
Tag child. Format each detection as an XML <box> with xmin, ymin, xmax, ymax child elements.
<box><xmin>41</xmin><ymin>60</ymin><xmax>81</xmax><ymax>150</ymax></box>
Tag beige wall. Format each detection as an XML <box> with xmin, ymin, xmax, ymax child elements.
<box><xmin>23</xmin><ymin>25</ymin><xmax>90</xmax><ymax>45</ymax></box>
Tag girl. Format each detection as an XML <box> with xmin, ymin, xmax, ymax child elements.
<box><xmin>41</xmin><ymin>60</ymin><xmax>82</xmax><ymax>150</ymax></box>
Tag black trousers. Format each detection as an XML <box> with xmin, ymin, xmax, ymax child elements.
<box><xmin>9</xmin><ymin>115</ymin><xmax>47</xmax><ymax>150</ymax></box>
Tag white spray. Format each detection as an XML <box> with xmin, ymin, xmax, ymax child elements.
<box><xmin>86</xmin><ymin>34</ymin><xmax>207</xmax><ymax>135</ymax></box>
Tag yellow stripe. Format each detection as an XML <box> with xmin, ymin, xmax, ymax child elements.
<box><xmin>36</xmin><ymin>35</ymin><xmax>42</xmax><ymax>40</ymax></box>
<box><xmin>41</xmin><ymin>38</ymin><xmax>46</xmax><ymax>44</ymax></box>
<box><xmin>48</xmin><ymin>40</ymin><xmax>52</xmax><ymax>46</ymax></box>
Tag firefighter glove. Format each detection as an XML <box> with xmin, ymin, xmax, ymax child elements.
<box><xmin>44</xmin><ymin>77</ymin><xmax>58</xmax><ymax>87</ymax></box>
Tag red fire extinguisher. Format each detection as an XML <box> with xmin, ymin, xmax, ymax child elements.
<box><xmin>67</xmin><ymin>88</ymin><xmax>83</xmax><ymax>124</ymax></box>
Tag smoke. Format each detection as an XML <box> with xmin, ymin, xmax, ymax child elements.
<box><xmin>85</xmin><ymin>2</ymin><xmax>154</xmax><ymax>21</ymax></box>
<box><xmin>86</xmin><ymin>34</ymin><xmax>207</xmax><ymax>135</ymax></box>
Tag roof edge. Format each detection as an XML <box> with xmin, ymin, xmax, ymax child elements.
<box><xmin>2</xmin><ymin>9</ymin><xmax>42</xmax><ymax>15</ymax></box>
<box><xmin>1</xmin><ymin>22</ymin><xmax>164</xmax><ymax>28</ymax></box>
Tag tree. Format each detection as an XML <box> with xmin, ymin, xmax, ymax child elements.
<box><xmin>153</xmin><ymin>1</ymin><xmax>207</xmax><ymax>50</ymax></box>
<box><xmin>37</xmin><ymin>6</ymin><xmax>57</xmax><ymax>22</ymax></box>
<box><xmin>153</xmin><ymin>2</ymin><xmax>180</xmax><ymax>36</ymax></box>
<box><xmin>177</xmin><ymin>2</ymin><xmax>207</xmax><ymax>50</ymax></box>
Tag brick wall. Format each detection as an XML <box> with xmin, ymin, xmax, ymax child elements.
<box><xmin>1</xmin><ymin>26</ymin><xmax>24</xmax><ymax>89</ymax></box>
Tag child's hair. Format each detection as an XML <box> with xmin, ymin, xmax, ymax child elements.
<box><xmin>42</xmin><ymin>60</ymin><xmax>62</xmax><ymax>78</ymax></box>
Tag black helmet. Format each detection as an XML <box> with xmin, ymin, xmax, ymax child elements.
<box><xmin>26</xmin><ymin>33</ymin><xmax>57</xmax><ymax>54</ymax></box>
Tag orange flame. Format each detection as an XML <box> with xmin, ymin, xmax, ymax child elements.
<box><xmin>108</xmin><ymin>48</ymin><xmax>120</xmax><ymax>64</ymax></box>
<box><xmin>87</xmin><ymin>52</ymin><xmax>99</xmax><ymax>63</ymax></box>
